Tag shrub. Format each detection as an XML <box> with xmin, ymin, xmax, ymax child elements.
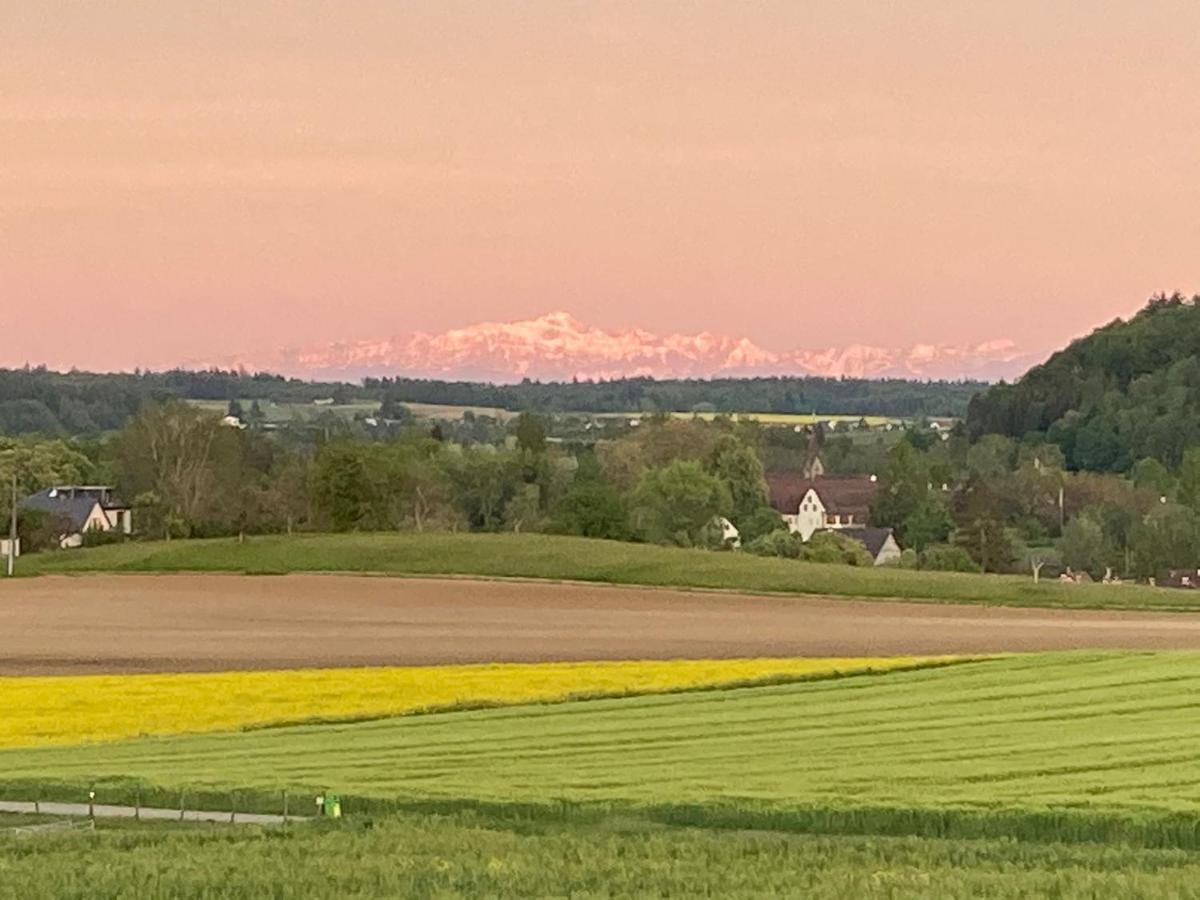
<box><xmin>919</xmin><ymin>544</ymin><xmax>978</xmax><ymax>572</ymax></box>
<box><xmin>803</xmin><ymin>531</ymin><xmax>873</xmax><ymax>567</ymax></box>
<box><xmin>744</xmin><ymin>529</ymin><xmax>802</xmax><ymax>559</ymax></box>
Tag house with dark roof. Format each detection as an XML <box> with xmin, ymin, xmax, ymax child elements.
<box><xmin>21</xmin><ymin>486</ymin><xmax>132</xmax><ymax>549</ymax></box>
<box><xmin>766</xmin><ymin>472</ymin><xmax>902</xmax><ymax>566</ymax></box>
<box><xmin>832</xmin><ymin>526</ymin><xmax>902</xmax><ymax>566</ymax></box>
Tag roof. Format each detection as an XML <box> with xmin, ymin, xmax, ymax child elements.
<box><xmin>21</xmin><ymin>489</ymin><xmax>103</xmax><ymax>532</ymax></box>
<box><xmin>766</xmin><ymin>473</ymin><xmax>880</xmax><ymax>521</ymax></box>
<box><xmin>836</xmin><ymin>526</ymin><xmax>898</xmax><ymax>559</ymax></box>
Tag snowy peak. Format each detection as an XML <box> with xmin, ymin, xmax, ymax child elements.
<box><xmin>231</xmin><ymin>311</ymin><xmax>1031</xmax><ymax>382</ymax></box>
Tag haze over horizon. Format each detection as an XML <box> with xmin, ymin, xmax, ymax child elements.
<box><xmin>4</xmin><ymin>3</ymin><xmax>1198</xmax><ymax>378</ymax></box>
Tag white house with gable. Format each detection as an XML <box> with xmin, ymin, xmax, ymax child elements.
<box><xmin>765</xmin><ymin>472</ymin><xmax>902</xmax><ymax>565</ymax></box>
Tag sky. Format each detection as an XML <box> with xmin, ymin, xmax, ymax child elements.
<box><xmin>2</xmin><ymin>2</ymin><xmax>1198</xmax><ymax>374</ymax></box>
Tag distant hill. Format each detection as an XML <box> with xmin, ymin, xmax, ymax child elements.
<box><xmin>0</xmin><ymin>367</ymin><xmax>984</xmax><ymax>437</ymax></box>
<box><xmin>966</xmin><ymin>294</ymin><xmax>1200</xmax><ymax>471</ymax></box>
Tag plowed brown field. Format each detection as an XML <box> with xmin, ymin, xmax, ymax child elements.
<box><xmin>3</xmin><ymin>574</ymin><xmax>1200</xmax><ymax>675</ymax></box>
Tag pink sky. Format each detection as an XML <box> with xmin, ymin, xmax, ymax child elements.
<box><xmin>2</xmin><ymin>2</ymin><xmax>1198</xmax><ymax>375</ymax></box>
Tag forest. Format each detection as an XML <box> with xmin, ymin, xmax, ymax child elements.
<box><xmin>966</xmin><ymin>293</ymin><xmax>1200</xmax><ymax>471</ymax></box>
<box><xmin>0</xmin><ymin>368</ymin><xmax>981</xmax><ymax>437</ymax></box>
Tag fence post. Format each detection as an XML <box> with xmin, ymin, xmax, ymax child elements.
<box><xmin>135</xmin><ymin>786</ymin><xmax>141</xmax><ymax>821</ymax></box>
<box><xmin>230</xmin><ymin>791</ymin><xmax>236</xmax><ymax>824</ymax></box>
<box><xmin>88</xmin><ymin>789</ymin><xmax>95</xmax><ymax>823</ymax></box>
<box><xmin>34</xmin><ymin>787</ymin><xmax>40</xmax><ymax>815</ymax></box>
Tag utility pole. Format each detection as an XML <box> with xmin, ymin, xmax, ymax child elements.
<box><xmin>7</xmin><ymin>471</ymin><xmax>16</xmax><ymax>577</ymax></box>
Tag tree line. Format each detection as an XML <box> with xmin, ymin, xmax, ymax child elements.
<box><xmin>4</xmin><ymin>403</ymin><xmax>794</xmax><ymax>555</ymax></box>
<box><xmin>0</xmin><ymin>366</ymin><xmax>982</xmax><ymax>438</ymax></box>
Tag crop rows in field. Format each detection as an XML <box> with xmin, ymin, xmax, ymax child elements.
<box><xmin>4</xmin><ymin>812</ymin><xmax>1200</xmax><ymax>899</ymax></box>
<box><xmin>6</xmin><ymin>653</ymin><xmax>1199</xmax><ymax>818</ymax></box>
<box><xmin>1</xmin><ymin>656</ymin><xmax>953</xmax><ymax>748</ymax></box>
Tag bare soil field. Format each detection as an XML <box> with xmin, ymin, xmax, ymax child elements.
<box><xmin>3</xmin><ymin>575</ymin><xmax>1200</xmax><ymax>675</ymax></box>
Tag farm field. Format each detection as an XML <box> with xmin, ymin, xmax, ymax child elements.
<box><xmin>4</xmin><ymin>575</ymin><xmax>1200</xmax><ymax>675</ymax></box>
<box><xmin>6</xmin><ymin>652</ymin><xmax>1200</xmax><ymax>848</ymax></box>
<box><xmin>3</xmin><ymin>812</ymin><xmax>1199</xmax><ymax>899</ymax></box>
<box><xmin>0</xmin><ymin>656</ymin><xmax>952</xmax><ymax>748</ymax></box>
<box><xmin>15</xmin><ymin>532</ymin><xmax>1200</xmax><ymax>612</ymax></box>
<box><xmin>605</xmin><ymin>409</ymin><xmax>909</xmax><ymax>427</ymax></box>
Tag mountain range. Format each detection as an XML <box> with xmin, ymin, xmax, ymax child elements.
<box><xmin>208</xmin><ymin>312</ymin><xmax>1035</xmax><ymax>383</ymax></box>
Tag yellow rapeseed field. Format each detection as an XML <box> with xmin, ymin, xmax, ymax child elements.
<box><xmin>4</xmin><ymin>656</ymin><xmax>959</xmax><ymax>749</ymax></box>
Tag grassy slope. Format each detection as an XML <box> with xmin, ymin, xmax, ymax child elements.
<box><xmin>18</xmin><ymin>532</ymin><xmax>1200</xmax><ymax>611</ymax></box>
<box><xmin>2</xmin><ymin>814</ymin><xmax>1198</xmax><ymax>899</ymax></box>
<box><xmin>6</xmin><ymin>653</ymin><xmax>1200</xmax><ymax>843</ymax></box>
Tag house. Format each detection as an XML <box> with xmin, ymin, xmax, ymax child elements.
<box><xmin>21</xmin><ymin>486</ymin><xmax>132</xmax><ymax>549</ymax></box>
<box><xmin>766</xmin><ymin>472</ymin><xmax>901</xmax><ymax>566</ymax></box>
<box><xmin>832</xmin><ymin>526</ymin><xmax>902</xmax><ymax>566</ymax></box>
<box><xmin>716</xmin><ymin>516</ymin><xmax>740</xmax><ymax>549</ymax></box>
<box><xmin>1160</xmin><ymin>569</ymin><xmax>1200</xmax><ymax>590</ymax></box>
<box><xmin>766</xmin><ymin>473</ymin><xmax>881</xmax><ymax>541</ymax></box>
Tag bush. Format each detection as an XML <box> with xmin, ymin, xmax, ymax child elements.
<box><xmin>919</xmin><ymin>544</ymin><xmax>978</xmax><ymax>572</ymax></box>
<box><xmin>803</xmin><ymin>531</ymin><xmax>873</xmax><ymax>567</ymax></box>
<box><xmin>81</xmin><ymin>528</ymin><xmax>128</xmax><ymax>548</ymax></box>
<box><xmin>744</xmin><ymin>529</ymin><xmax>802</xmax><ymax>559</ymax></box>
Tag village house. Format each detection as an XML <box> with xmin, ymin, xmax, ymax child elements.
<box><xmin>765</xmin><ymin>472</ymin><xmax>902</xmax><ymax>566</ymax></box>
<box><xmin>21</xmin><ymin>485</ymin><xmax>132</xmax><ymax>549</ymax></box>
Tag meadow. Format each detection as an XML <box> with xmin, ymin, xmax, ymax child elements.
<box><xmin>6</xmin><ymin>652</ymin><xmax>1200</xmax><ymax>849</ymax></box>
<box><xmin>3</xmin><ymin>812</ymin><xmax>1200</xmax><ymax>899</ymax></box>
<box><xmin>17</xmin><ymin>532</ymin><xmax>1199</xmax><ymax>612</ymax></box>
<box><xmin>1</xmin><ymin>656</ymin><xmax>951</xmax><ymax>748</ymax></box>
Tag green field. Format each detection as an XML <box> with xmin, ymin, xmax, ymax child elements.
<box><xmin>6</xmin><ymin>653</ymin><xmax>1200</xmax><ymax>848</ymax></box>
<box><xmin>2</xmin><ymin>813</ymin><xmax>1199</xmax><ymax>899</ymax></box>
<box><xmin>17</xmin><ymin>532</ymin><xmax>1200</xmax><ymax>611</ymax></box>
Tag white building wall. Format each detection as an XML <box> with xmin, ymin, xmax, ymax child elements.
<box><xmin>794</xmin><ymin>489</ymin><xmax>826</xmax><ymax>542</ymax></box>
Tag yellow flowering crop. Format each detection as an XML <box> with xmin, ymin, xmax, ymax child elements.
<box><xmin>3</xmin><ymin>656</ymin><xmax>958</xmax><ymax>749</ymax></box>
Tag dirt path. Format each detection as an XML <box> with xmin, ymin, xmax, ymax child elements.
<box><xmin>3</xmin><ymin>574</ymin><xmax>1200</xmax><ymax>675</ymax></box>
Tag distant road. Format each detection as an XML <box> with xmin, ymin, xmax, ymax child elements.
<box><xmin>3</xmin><ymin>575</ymin><xmax>1200</xmax><ymax>675</ymax></box>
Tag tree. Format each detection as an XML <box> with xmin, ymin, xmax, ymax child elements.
<box><xmin>503</xmin><ymin>483</ymin><xmax>542</xmax><ymax>533</ymax></box>
<box><xmin>1131</xmin><ymin>503</ymin><xmax>1200</xmax><ymax>579</ymax></box>
<box><xmin>514</xmin><ymin>412</ymin><xmax>547</xmax><ymax>456</ymax></box>
<box><xmin>112</xmin><ymin>401</ymin><xmax>223</xmax><ymax>538</ymax></box>
<box><xmin>552</xmin><ymin>478</ymin><xmax>630</xmax><ymax>540</ymax></box>
<box><xmin>901</xmin><ymin>497</ymin><xmax>955</xmax><ymax>552</ymax></box>
<box><xmin>0</xmin><ymin>437</ymin><xmax>94</xmax><ymax>498</ymax></box>
<box><xmin>737</xmin><ymin>507</ymin><xmax>786</xmax><ymax>544</ymax></box>
<box><xmin>310</xmin><ymin>441</ymin><xmax>375</xmax><ymax>531</ymax></box>
<box><xmin>954</xmin><ymin>517</ymin><xmax>1015</xmax><ymax>573</ymax></box>
<box><xmin>1176</xmin><ymin>448</ymin><xmax>1200</xmax><ymax>512</ymax></box>
<box><xmin>631</xmin><ymin>460</ymin><xmax>731</xmax><ymax>546</ymax></box>
<box><xmin>706</xmin><ymin>435</ymin><xmax>769</xmax><ymax>526</ymax></box>
<box><xmin>447</xmin><ymin>448</ymin><xmax>522</xmax><ymax>531</ymax></box>
<box><xmin>1132</xmin><ymin>458</ymin><xmax>1174</xmax><ymax>498</ymax></box>
<box><xmin>1059</xmin><ymin>514</ymin><xmax>1111</xmax><ymax>579</ymax></box>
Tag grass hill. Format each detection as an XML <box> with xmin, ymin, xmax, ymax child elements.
<box><xmin>15</xmin><ymin>532</ymin><xmax>1200</xmax><ymax>612</ymax></box>
<box><xmin>966</xmin><ymin>294</ymin><xmax>1200</xmax><ymax>471</ymax></box>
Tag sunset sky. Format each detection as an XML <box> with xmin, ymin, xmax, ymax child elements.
<box><xmin>3</xmin><ymin>2</ymin><xmax>1198</xmax><ymax>375</ymax></box>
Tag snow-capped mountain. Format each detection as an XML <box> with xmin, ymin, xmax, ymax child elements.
<box><xmin>214</xmin><ymin>312</ymin><xmax>1032</xmax><ymax>382</ymax></box>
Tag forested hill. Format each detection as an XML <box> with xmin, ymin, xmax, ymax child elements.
<box><xmin>362</xmin><ymin>376</ymin><xmax>983</xmax><ymax>418</ymax></box>
<box><xmin>966</xmin><ymin>294</ymin><xmax>1200</xmax><ymax>472</ymax></box>
<box><xmin>0</xmin><ymin>367</ymin><xmax>984</xmax><ymax>436</ymax></box>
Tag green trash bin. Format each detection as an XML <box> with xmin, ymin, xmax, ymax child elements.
<box><xmin>324</xmin><ymin>793</ymin><xmax>342</xmax><ymax>819</ymax></box>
